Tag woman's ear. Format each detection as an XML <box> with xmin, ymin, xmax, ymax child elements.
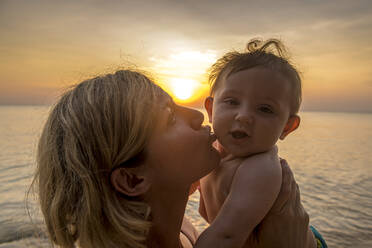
<box><xmin>110</xmin><ymin>167</ymin><xmax>151</xmax><ymax>197</ymax></box>
<box><xmin>280</xmin><ymin>115</ymin><xmax>300</xmax><ymax>140</ymax></box>
<box><xmin>204</xmin><ymin>97</ymin><xmax>214</xmax><ymax>124</ymax></box>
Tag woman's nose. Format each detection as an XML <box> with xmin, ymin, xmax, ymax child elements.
<box><xmin>179</xmin><ymin>106</ymin><xmax>204</xmax><ymax>130</ymax></box>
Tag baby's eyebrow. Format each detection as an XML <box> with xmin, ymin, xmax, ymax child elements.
<box><xmin>220</xmin><ymin>89</ymin><xmax>241</xmax><ymax>96</ymax></box>
<box><xmin>261</xmin><ymin>97</ymin><xmax>282</xmax><ymax>108</ymax></box>
<box><xmin>263</xmin><ymin>97</ymin><xmax>278</xmax><ymax>103</ymax></box>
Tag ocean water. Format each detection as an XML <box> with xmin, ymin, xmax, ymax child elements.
<box><xmin>0</xmin><ymin>106</ymin><xmax>371</xmax><ymax>247</ymax></box>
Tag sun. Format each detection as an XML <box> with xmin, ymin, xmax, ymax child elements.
<box><xmin>170</xmin><ymin>78</ymin><xmax>198</xmax><ymax>101</ymax></box>
<box><xmin>150</xmin><ymin>49</ymin><xmax>217</xmax><ymax>103</ymax></box>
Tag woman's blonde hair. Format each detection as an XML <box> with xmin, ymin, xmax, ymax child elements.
<box><xmin>31</xmin><ymin>70</ymin><xmax>164</xmax><ymax>248</ymax></box>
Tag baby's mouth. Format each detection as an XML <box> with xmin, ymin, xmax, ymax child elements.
<box><xmin>231</xmin><ymin>130</ymin><xmax>249</xmax><ymax>139</ymax></box>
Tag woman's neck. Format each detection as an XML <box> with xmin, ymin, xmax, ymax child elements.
<box><xmin>146</xmin><ymin>185</ymin><xmax>190</xmax><ymax>248</ymax></box>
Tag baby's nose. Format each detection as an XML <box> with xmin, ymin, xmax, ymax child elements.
<box><xmin>235</xmin><ymin>112</ymin><xmax>254</xmax><ymax>124</ymax></box>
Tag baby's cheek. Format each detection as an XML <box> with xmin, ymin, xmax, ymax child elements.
<box><xmin>212</xmin><ymin>116</ymin><xmax>228</xmax><ymax>132</ymax></box>
<box><xmin>258</xmin><ymin>126</ymin><xmax>280</xmax><ymax>146</ymax></box>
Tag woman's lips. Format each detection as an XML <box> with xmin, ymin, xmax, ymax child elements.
<box><xmin>205</xmin><ymin>126</ymin><xmax>217</xmax><ymax>143</ymax></box>
<box><xmin>203</xmin><ymin>125</ymin><xmax>216</xmax><ymax>142</ymax></box>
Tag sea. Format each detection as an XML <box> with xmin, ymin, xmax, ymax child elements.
<box><xmin>0</xmin><ymin>105</ymin><xmax>371</xmax><ymax>247</ymax></box>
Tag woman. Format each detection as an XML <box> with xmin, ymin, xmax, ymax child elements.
<box><xmin>32</xmin><ymin>70</ymin><xmax>316</xmax><ymax>248</ymax></box>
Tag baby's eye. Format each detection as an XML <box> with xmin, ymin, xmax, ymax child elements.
<box><xmin>258</xmin><ymin>105</ymin><xmax>274</xmax><ymax>114</ymax></box>
<box><xmin>223</xmin><ymin>98</ymin><xmax>239</xmax><ymax>106</ymax></box>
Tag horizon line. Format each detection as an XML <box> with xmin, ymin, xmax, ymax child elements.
<box><xmin>0</xmin><ymin>104</ymin><xmax>371</xmax><ymax>114</ymax></box>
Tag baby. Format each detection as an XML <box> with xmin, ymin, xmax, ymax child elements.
<box><xmin>196</xmin><ymin>39</ymin><xmax>302</xmax><ymax>247</ymax></box>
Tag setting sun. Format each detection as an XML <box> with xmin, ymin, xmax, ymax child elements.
<box><xmin>170</xmin><ymin>78</ymin><xmax>199</xmax><ymax>101</ymax></box>
<box><xmin>150</xmin><ymin>49</ymin><xmax>217</xmax><ymax>105</ymax></box>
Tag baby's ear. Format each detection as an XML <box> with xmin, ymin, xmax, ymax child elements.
<box><xmin>280</xmin><ymin>115</ymin><xmax>300</xmax><ymax>140</ymax></box>
<box><xmin>204</xmin><ymin>97</ymin><xmax>214</xmax><ymax>123</ymax></box>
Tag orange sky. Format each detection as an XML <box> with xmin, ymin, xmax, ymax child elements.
<box><xmin>1</xmin><ymin>0</ymin><xmax>372</xmax><ymax>112</ymax></box>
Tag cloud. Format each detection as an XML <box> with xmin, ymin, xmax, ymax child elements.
<box><xmin>2</xmin><ymin>0</ymin><xmax>371</xmax><ymax>55</ymax></box>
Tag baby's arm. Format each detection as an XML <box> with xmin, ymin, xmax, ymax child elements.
<box><xmin>195</xmin><ymin>149</ymin><xmax>281</xmax><ymax>248</ymax></box>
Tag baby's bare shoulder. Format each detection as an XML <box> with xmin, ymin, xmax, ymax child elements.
<box><xmin>235</xmin><ymin>154</ymin><xmax>282</xmax><ymax>184</ymax></box>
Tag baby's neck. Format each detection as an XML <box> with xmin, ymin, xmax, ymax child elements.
<box><xmin>222</xmin><ymin>152</ymin><xmax>261</xmax><ymax>163</ymax></box>
<box><xmin>214</xmin><ymin>140</ymin><xmax>272</xmax><ymax>161</ymax></box>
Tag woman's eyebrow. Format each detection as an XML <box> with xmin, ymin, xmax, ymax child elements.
<box><xmin>166</xmin><ymin>101</ymin><xmax>177</xmax><ymax>116</ymax></box>
<box><xmin>161</xmin><ymin>95</ymin><xmax>173</xmax><ymax>107</ymax></box>
<box><xmin>163</xmin><ymin>97</ymin><xmax>176</xmax><ymax>110</ymax></box>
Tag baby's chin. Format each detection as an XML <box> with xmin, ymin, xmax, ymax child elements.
<box><xmin>216</xmin><ymin>138</ymin><xmax>275</xmax><ymax>158</ymax></box>
<box><xmin>226</xmin><ymin>146</ymin><xmax>272</xmax><ymax>158</ymax></box>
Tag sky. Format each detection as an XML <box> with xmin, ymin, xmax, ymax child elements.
<box><xmin>1</xmin><ymin>0</ymin><xmax>372</xmax><ymax>112</ymax></box>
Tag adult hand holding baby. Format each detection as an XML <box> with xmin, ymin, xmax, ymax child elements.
<box><xmin>247</xmin><ymin>159</ymin><xmax>316</xmax><ymax>248</ymax></box>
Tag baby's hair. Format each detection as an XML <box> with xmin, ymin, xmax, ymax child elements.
<box><xmin>209</xmin><ymin>39</ymin><xmax>302</xmax><ymax>114</ymax></box>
